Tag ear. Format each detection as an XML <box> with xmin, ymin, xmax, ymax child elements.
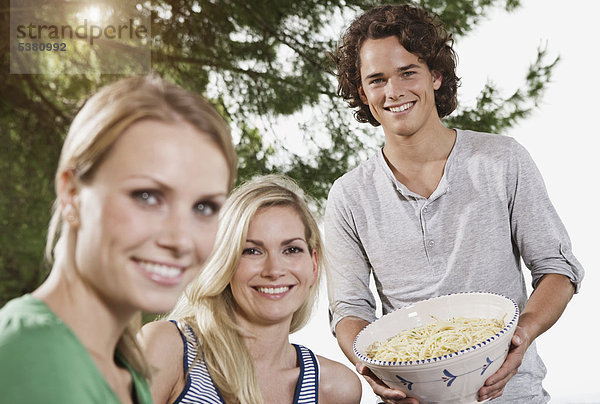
<box><xmin>57</xmin><ymin>169</ymin><xmax>81</xmax><ymax>226</ymax></box>
<box><xmin>358</xmin><ymin>85</ymin><xmax>369</xmax><ymax>105</ymax></box>
<box><xmin>432</xmin><ymin>70</ymin><xmax>443</xmax><ymax>91</ymax></box>
<box><xmin>310</xmin><ymin>249</ymin><xmax>319</xmax><ymax>286</ymax></box>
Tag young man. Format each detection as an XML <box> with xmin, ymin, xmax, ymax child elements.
<box><xmin>324</xmin><ymin>4</ymin><xmax>584</xmax><ymax>403</ymax></box>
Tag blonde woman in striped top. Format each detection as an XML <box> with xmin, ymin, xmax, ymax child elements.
<box><xmin>142</xmin><ymin>175</ymin><xmax>361</xmax><ymax>404</ymax></box>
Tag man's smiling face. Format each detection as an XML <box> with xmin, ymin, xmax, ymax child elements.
<box><xmin>358</xmin><ymin>36</ymin><xmax>442</xmax><ymax>139</ymax></box>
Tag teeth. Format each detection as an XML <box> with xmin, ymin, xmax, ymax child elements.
<box><xmin>138</xmin><ymin>261</ymin><xmax>182</xmax><ymax>278</ymax></box>
<box><xmin>389</xmin><ymin>102</ymin><xmax>414</xmax><ymax>112</ymax></box>
<box><xmin>257</xmin><ymin>286</ymin><xmax>290</xmax><ymax>294</ymax></box>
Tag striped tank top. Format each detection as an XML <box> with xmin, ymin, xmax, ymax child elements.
<box><xmin>170</xmin><ymin>321</ymin><xmax>320</xmax><ymax>404</ymax></box>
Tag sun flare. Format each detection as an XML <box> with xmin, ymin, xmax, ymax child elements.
<box><xmin>77</xmin><ymin>5</ymin><xmax>103</xmax><ymax>24</ymax></box>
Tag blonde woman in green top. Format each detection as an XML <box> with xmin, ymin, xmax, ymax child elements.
<box><xmin>0</xmin><ymin>75</ymin><xmax>236</xmax><ymax>403</ymax></box>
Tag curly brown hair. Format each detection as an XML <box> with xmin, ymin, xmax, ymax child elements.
<box><xmin>334</xmin><ymin>4</ymin><xmax>459</xmax><ymax>125</ymax></box>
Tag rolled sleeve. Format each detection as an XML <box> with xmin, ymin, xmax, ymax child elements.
<box><xmin>508</xmin><ymin>140</ymin><xmax>584</xmax><ymax>292</ymax></box>
<box><xmin>324</xmin><ymin>181</ymin><xmax>377</xmax><ymax>335</ymax></box>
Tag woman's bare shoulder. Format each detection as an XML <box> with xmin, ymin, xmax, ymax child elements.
<box><xmin>142</xmin><ymin>320</ymin><xmax>183</xmax><ymax>358</ymax></box>
<box><xmin>317</xmin><ymin>355</ymin><xmax>362</xmax><ymax>404</ymax></box>
<box><xmin>140</xmin><ymin>320</ymin><xmax>186</xmax><ymax>404</ymax></box>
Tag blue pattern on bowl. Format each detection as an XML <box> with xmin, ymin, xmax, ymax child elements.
<box><xmin>395</xmin><ymin>354</ymin><xmax>503</xmax><ymax>390</ymax></box>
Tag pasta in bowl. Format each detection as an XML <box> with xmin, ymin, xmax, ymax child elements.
<box><xmin>354</xmin><ymin>292</ymin><xmax>519</xmax><ymax>403</ymax></box>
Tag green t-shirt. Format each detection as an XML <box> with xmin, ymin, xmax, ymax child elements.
<box><xmin>0</xmin><ymin>294</ymin><xmax>153</xmax><ymax>403</ymax></box>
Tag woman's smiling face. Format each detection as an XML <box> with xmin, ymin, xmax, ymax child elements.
<box><xmin>230</xmin><ymin>205</ymin><xmax>318</xmax><ymax>327</ymax></box>
<box><xmin>69</xmin><ymin>119</ymin><xmax>230</xmax><ymax>315</ymax></box>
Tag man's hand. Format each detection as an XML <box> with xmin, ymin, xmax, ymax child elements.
<box><xmin>477</xmin><ymin>325</ymin><xmax>529</xmax><ymax>401</ymax></box>
<box><xmin>336</xmin><ymin>317</ymin><xmax>419</xmax><ymax>403</ymax></box>
<box><xmin>477</xmin><ymin>274</ymin><xmax>574</xmax><ymax>401</ymax></box>
<box><xmin>356</xmin><ymin>363</ymin><xmax>419</xmax><ymax>404</ymax></box>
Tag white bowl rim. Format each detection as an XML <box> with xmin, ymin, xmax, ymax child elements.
<box><xmin>353</xmin><ymin>292</ymin><xmax>519</xmax><ymax>367</ymax></box>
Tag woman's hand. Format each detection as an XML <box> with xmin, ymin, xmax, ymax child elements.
<box><xmin>356</xmin><ymin>363</ymin><xmax>420</xmax><ymax>404</ymax></box>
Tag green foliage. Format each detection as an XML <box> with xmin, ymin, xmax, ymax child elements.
<box><xmin>418</xmin><ymin>0</ymin><xmax>521</xmax><ymax>35</ymax></box>
<box><xmin>446</xmin><ymin>46</ymin><xmax>559</xmax><ymax>133</ymax></box>
<box><xmin>0</xmin><ymin>0</ymin><xmax>556</xmax><ymax>305</ymax></box>
<box><xmin>235</xmin><ymin>125</ymin><xmax>277</xmax><ymax>184</ymax></box>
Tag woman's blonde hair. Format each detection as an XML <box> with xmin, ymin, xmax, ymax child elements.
<box><xmin>45</xmin><ymin>75</ymin><xmax>237</xmax><ymax>379</ymax></box>
<box><xmin>170</xmin><ymin>174</ymin><xmax>324</xmax><ymax>404</ymax></box>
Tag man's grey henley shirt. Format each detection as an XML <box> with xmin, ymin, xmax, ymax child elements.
<box><xmin>324</xmin><ymin>129</ymin><xmax>584</xmax><ymax>403</ymax></box>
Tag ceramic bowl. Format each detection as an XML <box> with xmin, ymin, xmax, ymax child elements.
<box><xmin>354</xmin><ymin>292</ymin><xmax>519</xmax><ymax>404</ymax></box>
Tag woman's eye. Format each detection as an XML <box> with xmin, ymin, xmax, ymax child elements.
<box><xmin>242</xmin><ymin>247</ymin><xmax>260</xmax><ymax>255</ymax></box>
<box><xmin>284</xmin><ymin>246</ymin><xmax>304</xmax><ymax>254</ymax></box>
<box><xmin>195</xmin><ymin>201</ymin><xmax>219</xmax><ymax>217</ymax></box>
<box><xmin>132</xmin><ymin>190</ymin><xmax>159</xmax><ymax>206</ymax></box>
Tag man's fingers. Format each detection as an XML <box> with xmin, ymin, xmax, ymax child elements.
<box><xmin>356</xmin><ymin>363</ymin><xmax>410</xmax><ymax>400</ymax></box>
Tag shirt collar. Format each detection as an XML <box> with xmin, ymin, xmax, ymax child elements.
<box><xmin>375</xmin><ymin>129</ymin><xmax>462</xmax><ymax>201</ymax></box>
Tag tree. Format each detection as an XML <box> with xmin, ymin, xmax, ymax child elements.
<box><xmin>0</xmin><ymin>0</ymin><xmax>557</xmax><ymax>305</ymax></box>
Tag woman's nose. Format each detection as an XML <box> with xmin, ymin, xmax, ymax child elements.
<box><xmin>260</xmin><ymin>252</ymin><xmax>286</xmax><ymax>279</ymax></box>
<box><xmin>157</xmin><ymin>208</ymin><xmax>194</xmax><ymax>257</ymax></box>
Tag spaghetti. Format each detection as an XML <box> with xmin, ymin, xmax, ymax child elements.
<box><xmin>366</xmin><ymin>315</ymin><xmax>506</xmax><ymax>362</ymax></box>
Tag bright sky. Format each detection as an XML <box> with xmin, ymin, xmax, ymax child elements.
<box><xmin>291</xmin><ymin>0</ymin><xmax>600</xmax><ymax>402</ymax></box>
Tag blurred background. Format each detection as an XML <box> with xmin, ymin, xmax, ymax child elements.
<box><xmin>2</xmin><ymin>0</ymin><xmax>598</xmax><ymax>402</ymax></box>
